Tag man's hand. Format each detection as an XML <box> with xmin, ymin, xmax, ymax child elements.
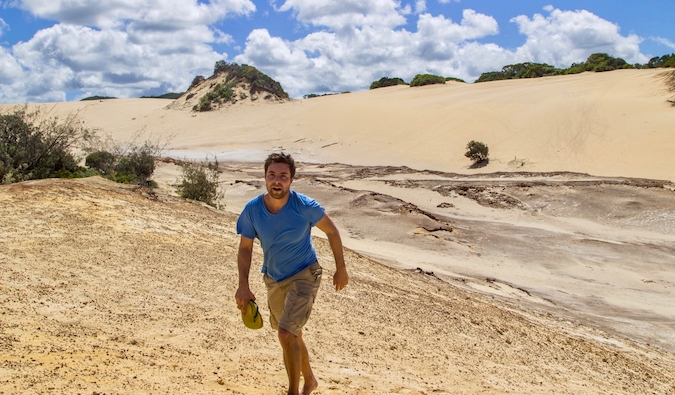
<box><xmin>333</xmin><ymin>266</ymin><xmax>348</xmax><ymax>291</ymax></box>
<box><xmin>236</xmin><ymin>236</ymin><xmax>256</xmax><ymax>316</ymax></box>
<box><xmin>316</xmin><ymin>214</ymin><xmax>349</xmax><ymax>292</ymax></box>
<box><xmin>235</xmin><ymin>286</ymin><xmax>256</xmax><ymax>316</ymax></box>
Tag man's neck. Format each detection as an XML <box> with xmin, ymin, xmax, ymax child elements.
<box><xmin>263</xmin><ymin>191</ymin><xmax>290</xmax><ymax>214</ymax></box>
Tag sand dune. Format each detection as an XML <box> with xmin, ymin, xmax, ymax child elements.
<box><xmin>2</xmin><ymin>69</ymin><xmax>675</xmax><ymax>393</ymax></box>
<box><xmin>18</xmin><ymin>68</ymin><xmax>675</xmax><ymax>182</ymax></box>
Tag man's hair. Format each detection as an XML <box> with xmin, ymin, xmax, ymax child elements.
<box><xmin>264</xmin><ymin>152</ymin><xmax>296</xmax><ymax>178</ymax></box>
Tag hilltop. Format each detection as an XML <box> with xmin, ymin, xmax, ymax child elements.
<box><xmin>168</xmin><ymin>61</ymin><xmax>289</xmax><ymax>112</ymax></box>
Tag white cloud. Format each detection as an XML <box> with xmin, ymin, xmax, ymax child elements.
<box><xmin>0</xmin><ymin>2</ymin><xmax>657</xmax><ymax>104</ymax></box>
<box><xmin>275</xmin><ymin>0</ymin><xmax>407</xmax><ymax>31</ymax></box>
<box><xmin>0</xmin><ymin>46</ymin><xmax>24</xmax><ymax>84</ymax></box>
<box><xmin>0</xmin><ymin>0</ymin><xmax>255</xmax><ymax>103</ymax></box>
<box><xmin>0</xmin><ymin>18</ymin><xmax>8</xmax><ymax>37</ymax></box>
<box><xmin>1</xmin><ymin>22</ymin><xmax>228</xmax><ymax>103</ymax></box>
<box><xmin>234</xmin><ymin>6</ymin><xmax>652</xmax><ymax>99</ymax></box>
<box><xmin>12</xmin><ymin>0</ymin><xmax>256</xmax><ymax>29</ymax></box>
<box><xmin>235</xmin><ymin>10</ymin><xmax>502</xmax><ymax>97</ymax></box>
<box><xmin>511</xmin><ymin>6</ymin><xmax>647</xmax><ymax>66</ymax></box>
<box><xmin>438</xmin><ymin>0</ymin><xmax>460</xmax><ymax>3</ymax></box>
<box><xmin>652</xmin><ymin>36</ymin><xmax>675</xmax><ymax>50</ymax></box>
<box><xmin>415</xmin><ymin>0</ymin><xmax>427</xmax><ymax>14</ymax></box>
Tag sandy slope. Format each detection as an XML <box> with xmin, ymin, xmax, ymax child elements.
<box><xmin>2</xmin><ymin>69</ymin><xmax>675</xmax><ymax>393</ymax></box>
<box><xmin>2</xmin><ymin>177</ymin><xmax>675</xmax><ymax>394</ymax></box>
<box><xmin>12</xmin><ymin>68</ymin><xmax>675</xmax><ymax>182</ymax></box>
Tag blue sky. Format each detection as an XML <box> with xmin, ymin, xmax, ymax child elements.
<box><xmin>1</xmin><ymin>0</ymin><xmax>674</xmax><ymax>103</ymax></box>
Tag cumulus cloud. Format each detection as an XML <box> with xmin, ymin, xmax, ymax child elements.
<box><xmin>234</xmin><ymin>5</ymin><xmax>650</xmax><ymax>99</ymax></box>
<box><xmin>275</xmin><ymin>0</ymin><xmax>407</xmax><ymax>31</ymax></box>
<box><xmin>12</xmin><ymin>0</ymin><xmax>256</xmax><ymax>29</ymax></box>
<box><xmin>0</xmin><ymin>0</ymin><xmax>255</xmax><ymax>103</ymax></box>
<box><xmin>0</xmin><ymin>2</ymin><xmax>658</xmax><ymax>103</ymax></box>
<box><xmin>0</xmin><ymin>47</ymin><xmax>24</xmax><ymax>83</ymax></box>
<box><xmin>235</xmin><ymin>10</ymin><xmax>502</xmax><ymax>97</ymax></box>
<box><xmin>5</xmin><ymin>23</ymin><xmax>228</xmax><ymax>101</ymax></box>
<box><xmin>415</xmin><ymin>0</ymin><xmax>427</xmax><ymax>14</ymax></box>
<box><xmin>511</xmin><ymin>6</ymin><xmax>647</xmax><ymax>66</ymax></box>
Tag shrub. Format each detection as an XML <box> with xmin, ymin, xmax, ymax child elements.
<box><xmin>189</xmin><ymin>75</ymin><xmax>206</xmax><ymax>89</ymax></box>
<box><xmin>465</xmin><ymin>140</ymin><xmax>489</xmax><ymax>163</ymax></box>
<box><xmin>197</xmin><ymin>95</ymin><xmax>212</xmax><ymax>112</ymax></box>
<box><xmin>410</xmin><ymin>74</ymin><xmax>446</xmax><ymax>87</ymax></box>
<box><xmin>445</xmin><ymin>77</ymin><xmax>466</xmax><ymax>83</ymax></box>
<box><xmin>370</xmin><ymin>77</ymin><xmax>407</xmax><ymax>89</ymax></box>
<box><xmin>114</xmin><ymin>149</ymin><xmax>155</xmax><ymax>185</ymax></box>
<box><xmin>178</xmin><ymin>160</ymin><xmax>223</xmax><ymax>208</ymax></box>
<box><xmin>83</xmin><ymin>129</ymin><xmax>169</xmax><ymax>187</ymax></box>
<box><xmin>1</xmin><ymin>106</ymin><xmax>95</xmax><ymax>184</ymax></box>
<box><xmin>85</xmin><ymin>150</ymin><xmax>116</xmax><ymax>175</ymax></box>
<box><xmin>476</xmin><ymin>62</ymin><xmax>561</xmax><ymax>83</ymax></box>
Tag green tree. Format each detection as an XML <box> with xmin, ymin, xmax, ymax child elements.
<box><xmin>465</xmin><ymin>140</ymin><xmax>489</xmax><ymax>163</ymax></box>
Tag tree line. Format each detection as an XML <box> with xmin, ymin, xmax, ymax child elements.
<box><xmin>368</xmin><ymin>53</ymin><xmax>675</xmax><ymax>90</ymax></box>
<box><xmin>475</xmin><ymin>53</ymin><xmax>675</xmax><ymax>83</ymax></box>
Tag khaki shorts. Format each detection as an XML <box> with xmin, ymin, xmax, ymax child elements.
<box><xmin>264</xmin><ymin>262</ymin><xmax>322</xmax><ymax>336</ymax></box>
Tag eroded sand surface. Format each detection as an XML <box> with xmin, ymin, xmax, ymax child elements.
<box><xmin>215</xmin><ymin>161</ymin><xmax>675</xmax><ymax>354</ymax></box>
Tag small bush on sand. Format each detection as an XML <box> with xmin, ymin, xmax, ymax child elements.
<box><xmin>85</xmin><ymin>150</ymin><xmax>116</xmax><ymax>175</ymax></box>
<box><xmin>178</xmin><ymin>160</ymin><xmax>223</xmax><ymax>208</ymax></box>
<box><xmin>410</xmin><ymin>74</ymin><xmax>446</xmax><ymax>87</ymax></box>
<box><xmin>1</xmin><ymin>106</ymin><xmax>96</xmax><ymax>184</ymax></box>
<box><xmin>370</xmin><ymin>77</ymin><xmax>407</xmax><ymax>89</ymax></box>
<box><xmin>465</xmin><ymin>140</ymin><xmax>489</xmax><ymax>164</ymax></box>
<box><xmin>84</xmin><ymin>129</ymin><xmax>169</xmax><ymax>187</ymax></box>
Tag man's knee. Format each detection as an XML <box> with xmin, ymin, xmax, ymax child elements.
<box><xmin>278</xmin><ymin>327</ymin><xmax>297</xmax><ymax>346</ymax></box>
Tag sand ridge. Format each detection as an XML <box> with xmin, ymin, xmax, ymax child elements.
<box><xmin>12</xmin><ymin>68</ymin><xmax>675</xmax><ymax>182</ymax></box>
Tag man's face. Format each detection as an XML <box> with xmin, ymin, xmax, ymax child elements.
<box><xmin>265</xmin><ymin>162</ymin><xmax>293</xmax><ymax>200</ymax></box>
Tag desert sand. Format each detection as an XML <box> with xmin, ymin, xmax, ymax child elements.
<box><xmin>2</xmin><ymin>69</ymin><xmax>675</xmax><ymax>394</ymax></box>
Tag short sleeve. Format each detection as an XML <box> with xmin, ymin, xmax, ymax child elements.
<box><xmin>299</xmin><ymin>194</ymin><xmax>325</xmax><ymax>226</ymax></box>
<box><xmin>236</xmin><ymin>204</ymin><xmax>257</xmax><ymax>240</ymax></box>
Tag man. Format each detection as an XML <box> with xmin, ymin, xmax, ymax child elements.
<box><xmin>235</xmin><ymin>152</ymin><xmax>349</xmax><ymax>395</ymax></box>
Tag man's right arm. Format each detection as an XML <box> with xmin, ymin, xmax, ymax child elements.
<box><xmin>235</xmin><ymin>235</ymin><xmax>256</xmax><ymax>316</ymax></box>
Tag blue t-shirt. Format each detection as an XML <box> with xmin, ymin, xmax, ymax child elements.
<box><xmin>236</xmin><ymin>190</ymin><xmax>325</xmax><ymax>282</ymax></box>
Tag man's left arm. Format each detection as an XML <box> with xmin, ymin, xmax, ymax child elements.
<box><xmin>315</xmin><ymin>214</ymin><xmax>348</xmax><ymax>291</ymax></box>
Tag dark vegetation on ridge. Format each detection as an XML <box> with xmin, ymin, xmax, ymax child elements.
<box><xmin>370</xmin><ymin>53</ymin><xmax>674</xmax><ymax>90</ymax></box>
<box><xmin>187</xmin><ymin>61</ymin><xmax>289</xmax><ymax>111</ymax></box>
<box><xmin>141</xmin><ymin>93</ymin><xmax>183</xmax><ymax>99</ymax></box>
<box><xmin>370</xmin><ymin>75</ymin><xmax>465</xmax><ymax>89</ymax></box>
<box><xmin>303</xmin><ymin>92</ymin><xmax>351</xmax><ymax>99</ymax></box>
<box><xmin>370</xmin><ymin>77</ymin><xmax>408</xmax><ymax>89</ymax></box>
<box><xmin>476</xmin><ymin>53</ymin><xmax>675</xmax><ymax>83</ymax></box>
<box><xmin>81</xmin><ymin>96</ymin><xmax>117</xmax><ymax>101</ymax></box>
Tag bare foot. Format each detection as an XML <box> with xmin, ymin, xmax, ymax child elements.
<box><xmin>301</xmin><ymin>377</ymin><xmax>318</xmax><ymax>395</ymax></box>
